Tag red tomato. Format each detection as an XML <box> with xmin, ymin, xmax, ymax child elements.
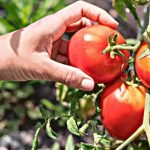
<box><xmin>68</xmin><ymin>25</ymin><xmax>130</xmax><ymax>83</ymax></box>
<box><xmin>99</xmin><ymin>77</ymin><xmax>146</xmax><ymax>140</ymax></box>
<box><xmin>135</xmin><ymin>42</ymin><xmax>150</xmax><ymax>88</ymax></box>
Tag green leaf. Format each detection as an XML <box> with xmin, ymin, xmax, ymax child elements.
<box><xmin>27</xmin><ymin>107</ymin><xmax>42</xmax><ymax>120</ymax></box>
<box><xmin>0</xmin><ymin>18</ymin><xmax>15</xmax><ymax>34</ymax></box>
<box><xmin>51</xmin><ymin>142</ymin><xmax>60</xmax><ymax>150</ymax></box>
<box><xmin>39</xmin><ymin>105</ymin><xmax>51</xmax><ymax>119</ymax></box>
<box><xmin>113</xmin><ymin>0</ymin><xmax>127</xmax><ymax>21</ymax></box>
<box><xmin>2</xmin><ymin>81</ymin><xmax>19</xmax><ymax>90</ymax></box>
<box><xmin>31</xmin><ymin>0</ymin><xmax>66</xmax><ymax>22</ymax></box>
<box><xmin>65</xmin><ymin>135</ymin><xmax>74</xmax><ymax>150</ymax></box>
<box><xmin>46</xmin><ymin>118</ymin><xmax>58</xmax><ymax>139</ymax></box>
<box><xmin>70</xmin><ymin>97</ymin><xmax>79</xmax><ymax>116</ymax></box>
<box><xmin>80</xmin><ymin>142</ymin><xmax>95</xmax><ymax>149</ymax></box>
<box><xmin>113</xmin><ymin>0</ymin><xmax>141</xmax><ymax>26</ymax></box>
<box><xmin>124</xmin><ymin>0</ymin><xmax>141</xmax><ymax>27</ymax></box>
<box><xmin>32</xmin><ymin>122</ymin><xmax>44</xmax><ymax>150</ymax></box>
<box><xmin>40</xmin><ymin>99</ymin><xmax>56</xmax><ymax>110</ymax></box>
<box><xmin>93</xmin><ymin>133</ymin><xmax>110</xmax><ymax>148</ymax></box>
<box><xmin>6</xmin><ymin>119</ymin><xmax>21</xmax><ymax>131</ymax></box>
<box><xmin>56</xmin><ymin>83</ymin><xmax>68</xmax><ymax>101</ymax></box>
<box><xmin>96</xmin><ymin>147</ymin><xmax>104</xmax><ymax>150</ymax></box>
<box><xmin>0</xmin><ymin>0</ymin><xmax>23</xmax><ymax>28</ymax></box>
<box><xmin>70</xmin><ymin>90</ymin><xmax>89</xmax><ymax>116</ymax></box>
<box><xmin>139</xmin><ymin>48</ymin><xmax>150</xmax><ymax>59</ymax></box>
<box><xmin>77</xmin><ymin>119</ymin><xmax>83</xmax><ymax>126</ymax></box>
<box><xmin>11</xmin><ymin>0</ymin><xmax>36</xmax><ymax>25</ymax></box>
<box><xmin>67</xmin><ymin>117</ymin><xmax>80</xmax><ymax>136</ymax></box>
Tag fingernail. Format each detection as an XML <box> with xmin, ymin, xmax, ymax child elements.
<box><xmin>114</xmin><ymin>20</ymin><xmax>119</xmax><ymax>26</ymax></box>
<box><xmin>113</xmin><ymin>20</ymin><xmax>119</xmax><ymax>28</ymax></box>
<box><xmin>81</xmin><ymin>79</ymin><xmax>94</xmax><ymax>91</ymax></box>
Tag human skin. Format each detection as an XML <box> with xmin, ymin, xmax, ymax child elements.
<box><xmin>0</xmin><ymin>1</ymin><xmax>118</xmax><ymax>91</ymax></box>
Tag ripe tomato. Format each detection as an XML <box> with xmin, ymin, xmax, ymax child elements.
<box><xmin>99</xmin><ymin>77</ymin><xmax>146</xmax><ymax>140</ymax></box>
<box><xmin>68</xmin><ymin>25</ymin><xmax>130</xmax><ymax>83</ymax></box>
<box><xmin>135</xmin><ymin>42</ymin><xmax>150</xmax><ymax>88</ymax></box>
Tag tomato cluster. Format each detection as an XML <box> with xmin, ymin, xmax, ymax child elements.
<box><xmin>68</xmin><ymin>25</ymin><xmax>148</xmax><ymax>140</ymax></box>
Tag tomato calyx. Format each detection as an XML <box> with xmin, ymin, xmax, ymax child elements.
<box><xmin>122</xmin><ymin>58</ymin><xmax>141</xmax><ymax>87</ymax></box>
<box><xmin>121</xmin><ymin>76</ymin><xmax>140</xmax><ymax>87</ymax></box>
<box><xmin>102</xmin><ymin>33</ymin><xmax>125</xmax><ymax>59</ymax></box>
<box><xmin>120</xmin><ymin>70</ymin><xmax>140</xmax><ymax>87</ymax></box>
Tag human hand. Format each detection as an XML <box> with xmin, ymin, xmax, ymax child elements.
<box><xmin>0</xmin><ymin>1</ymin><xmax>118</xmax><ymax>91</ymax></box>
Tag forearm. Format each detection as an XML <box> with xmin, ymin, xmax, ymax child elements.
<box><xmin>0</xmin><ymin>33</ymin><xmax>16</xmax><ymax>79</ymax></box>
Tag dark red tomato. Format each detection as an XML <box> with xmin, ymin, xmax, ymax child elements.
<box><xmin>135</xmin><ymin>42</ymin><xmax>150</xmax><ymax>88</ymax></box>
<box><xmin>99</xmin><ymin>77</ymin><xmax>146</xmax><ymax>140</ymax></box>
<box><xmin>68</xmin><ymin>25</ymin><xmax>130</xmax><ymax>83</ymax></box>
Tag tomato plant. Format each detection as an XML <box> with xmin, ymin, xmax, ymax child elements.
<box><xmin>99</xmin><ymin>77</ymin><xmax>146</xmax><ymax>140</ymax></box>
<box><xmin>68</xmin><ymin>25</ymin><xmax>130</xmax><ymax>83</ymax></box>
<box><xmin>135</xmin><ymin>42</ymin><xmax>150</xmax><ymax>88</ymax></box>
<box><xmin>2</xmin><ymin>1</ymin><xmax>150</xmax><ymax>150</ymax></box>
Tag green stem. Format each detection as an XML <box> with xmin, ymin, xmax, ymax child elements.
<box><xmin>79</xmin><ymin>122</ymin><xmax>90</xmax><ymax>136</ymax></box>
<box><xmin>148</xmin><ymin>0</ymin><xmax>150</xmax><ymax>25</ymax></box>
<box><xmin>143</xmin><ymin>91</ymin><xmax>150</xmax><ymax>145</ymax></box>
<box><xmin>31</xmin><ymin>121</ymin><xmax>46</xmax><ymax>150</ymax></box>
<box><xmin>102</xmin><ymin>45</ymin><xmax>133</xmax><ymax>54</ymax></box>
<box><xmin>140</xmin><ymin>6</ymin><xmax>149</xmax><ymax>35</ymax></box>
<box><xmin>142</xmin><ymin>1</ymin><xmax>150</xmax><ymax>43</ymax></box>
<box><xmin>132</xmin><ymin>41</ymin><xmax>142</xmax><ymax>52</ymax></box>
<box><xmin>103</xmin><ymin>41</ymin><xmax>141</xmax><ymax>54</ymax></box>
<box><xmin>143</xmin><ymin>92</ymin><xmax>150</xmax><ymax>125</ymax></box>
<box><xmin>116</xmin><ymin>125</ymin><xmax>144</xmax><ymax>150</ymax></box>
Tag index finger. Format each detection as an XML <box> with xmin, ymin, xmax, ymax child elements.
<box><xmin>56</xmin><ymin>1</ymin><xmax>118</xmax><ymax>29</ymax></box>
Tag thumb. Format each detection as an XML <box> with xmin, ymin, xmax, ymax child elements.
<box><xmin>48</xmin><ymin>60</ymin><xmax>95</xmax><ymax>91</ymax></box>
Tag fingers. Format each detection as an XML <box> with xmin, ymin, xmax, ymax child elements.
<box><xmin>55</xmin><ymin>55</ymin><xmax>68</xmax><ymax>64</ymax></box>
<box><xmin>35</xmin><ymin>1</ymin><xmax>118</xmax><ymax>41</ymax></box>
<box><xmin>42</xmin><ymin>59</ymin><xmax>94</xmax><ymax>91</ymax></box>
<box><xmin>56</xmin><ymin>1</ymin><xmax>118</xmax><ymax>29</ymax></box>
<box><xmin>66</xmin><ymin>18</ymin><xmax>96</xmax><ymax>32</ymax></box>
<box><xmin>51</xmin><ymin>38</ymin><xmax>69</xmax><ymax>60</ymax></box>
<box><xmin>58</xmin><ymin>39</ymin><xmax>69</xmax><ymax>55</ymax></box>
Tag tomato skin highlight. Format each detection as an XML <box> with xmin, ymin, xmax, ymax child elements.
<box><xmin>68</xmin><ymin>25</ymin><xmax>130</xmax><ymax>83</ymax></box>
<box><xmin>135</xmin><ymin>42</ymin><xmax>150</xmax><ymax>88</ymax></box>
<box><xmin>99</xmin><ymin>77</ymin><xmax>146</xmax><ymax>140</ymax></box>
